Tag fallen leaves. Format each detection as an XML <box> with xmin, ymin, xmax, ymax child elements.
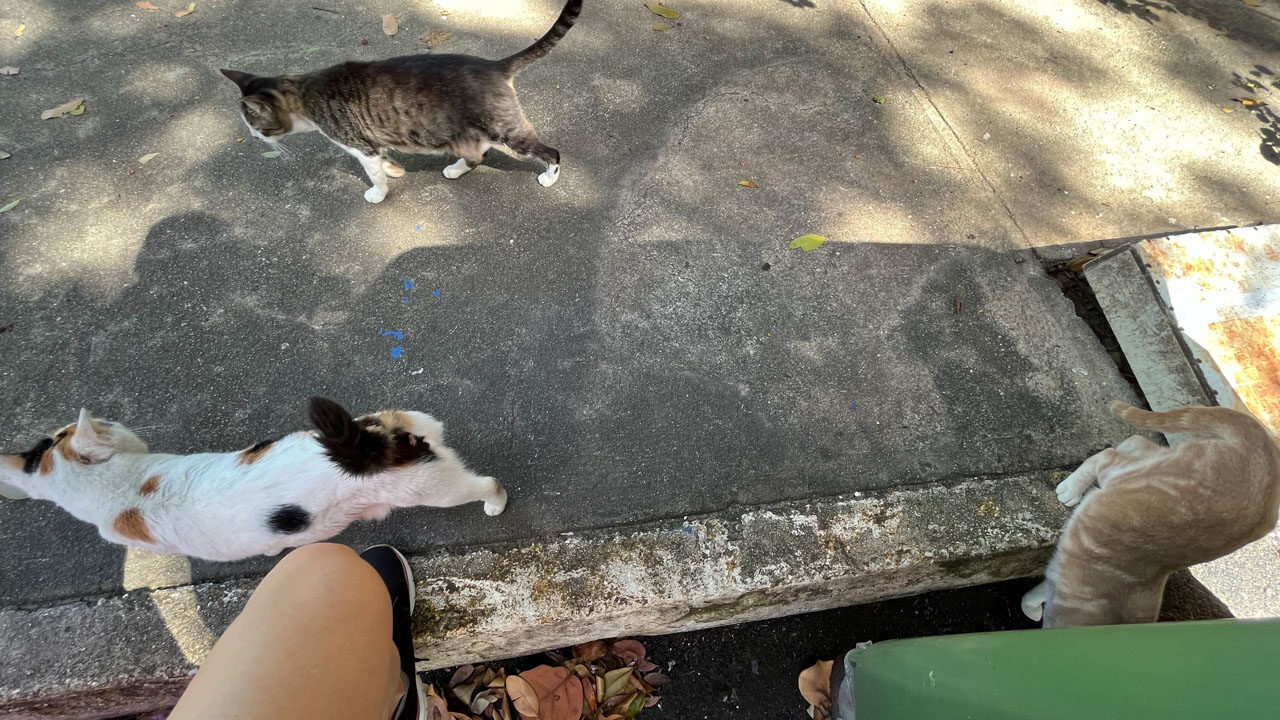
<box><xmin>136</xmin><ymin>1</ymin><xmax>159</xmax><ymax>8</ymax></box>
<box><xmin>261</xmin><ymin>150</ymin><xmax>282</xmax><ymax>158</ymax></box>
<box><xmin>872</xmin><ymin>96</ymin><xmax>886</xmax><ymax>104</ymax></box>
<box><xmin>798</xmin><ymin>660</ymin><xmax>833</xmax><ymax>720</ymax></box>
<box><xmin>434</xmin><ymin>638</ymin><xmax>667</xmax><ymax>720</ymax></box>
<box><xmin>382</xmin><ymin>14</ymin><xmax>398</xmax><ymax>35</ymax></box>
<box><xmin>41</xmin><ymin>98</ymin><xmax>84</xmax><ymax>120</ymax></box>
<box><xmin>0</xmin><ymin>150</ymin><xmax>10</xmax><ymax>160</ymax></box>
<box><xmin>422</xmin><ymin>29</ymin><xmax>451</xmax><ymax>48</ymax></box>
<box><xmin>1235</xmin><ymin>97</ymin><xmax>1263</xmax><ymax>107</ymax></box>
<box><xmin>737</xmin><ymin>180</ymin><xmax>757</xmax><ymax>188</ymax></box>
<box><xmin>0</xmin><ymin>200</ymin><xmax>18</xmax><ymax>214</ymax></box>
<box><xmin>644</xmin><ymin>3</ymin><xmax>679</xmax><ymax>19</ymax></box>
<box><xmin>138</xmin><ymin>152</ymin><xmax>160</xmax><ymax>165</ymax></box>
<box><xmin>651</xmin><ymin>23</ymin><xmax>670</xmax><ymax>31</ymax></box>
<box><xmin>15</xmin><ymin>23</ymin><xmax>25</xmax><ymax>37</ymax></box>
<box><xmin>789</xmin><ymin>234</ymin><xmax>826</xmax><ymax>252</ymax></box>
<box><xmin>174</xmin><ymin>2</ymin><xmax>195</xmax><ymax>17</ymax></box>
<box><xmin>1243</xmin><ymin>0</ymin><xmax>1261</xmax><ymax>6</ymax></box>
<box><xmin>0</xmin><ymin>66</ymin><xmax>18</xmax><ymax>75</ymax></box>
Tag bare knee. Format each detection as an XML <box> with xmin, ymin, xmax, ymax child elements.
<box><xmin>260</xmin><ymin>544</ymin><xmax>390</xmax><ymax>620</ymax></box>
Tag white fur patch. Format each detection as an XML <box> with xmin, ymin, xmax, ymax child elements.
<box><xmin>443</xmin><ymin>158</ymin><xmax>472</xmax><ymax>179</ymax></box>
<box><xmin>538</xmin><ymin>163</ymin><xmax>560</xmax><ymax>187</ymax></box>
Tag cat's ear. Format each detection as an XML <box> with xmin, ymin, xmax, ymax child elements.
<box><xmin>70</xmin><ymin>408</ymin><xmax>113</xmax><ymax>462</ymax></box>
<box><xmin>219</xmin><ymin>68</ymin><xmax>256</xmax><ymax>91</ymax></box>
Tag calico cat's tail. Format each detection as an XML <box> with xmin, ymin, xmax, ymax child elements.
<box><xmin>1110</xmin><ymin>401</ymin><xmax>1271</xmax><ymax>443</ymax></box>
<box><xmin>499</xmin><ymin>0</ymin><xmax>583</xmax><ymax>75</ymax></box>
<box><xmin>308</xmin><ymin>397</ymin><xmax>436</xmax><ymax>476</ymax></box>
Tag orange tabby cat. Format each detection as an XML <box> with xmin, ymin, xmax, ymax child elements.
<box><xmin>1022</xmin><ymin>401</ymin><xmax>1280</xmax><ymax>627</ymax></box>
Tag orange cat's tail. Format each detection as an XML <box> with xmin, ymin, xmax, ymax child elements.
<box><xmin>1110</xmin><ymin>401</ymin><xmax>1271</xmax><ymax>443</ymax></box>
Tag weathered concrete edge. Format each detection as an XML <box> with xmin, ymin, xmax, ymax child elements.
<box><xmin>1084</xmin><ymin>246</ymin><xmax>1212</xmax><ymax>412</ymax></box>
<box><xmin>0</xmin><ymin>471</ymin><xmax>1070</xmax><ymax>718</ymax></box>
<box><xmin>406</xmin><ymin>471</ymin><xmax>1070</xmax><ymax>669</ymax></box>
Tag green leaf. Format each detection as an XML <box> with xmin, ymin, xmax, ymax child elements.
<box><xmin>789</xmin><ymin>234</ymin><xmax>826</xmax><ymax>252</ymax></box>
<box><xmin>261</xmin><ymin>150</ymin><xmax>282</xmax><ymax>158</ymax></box>
<box><xmin>0</xmin><ymin>200</ymin><xmax>19</xmax><ymax>214</ymax></box>
<box><xmin>70</xmin><ymin>105</ymin><xmax>85</xmax><ymax>115</ymax></box>
<box><xmin>873</xmin><ymin>96</ymin><xmax>886</xmax><ymax>104</ymax></box>
<box><xmin>0</xmin><ymin>150</ymin><xmax>10</xmax><ymax>160</ymax></box>
<box><xmin>652</xmin><ymin>22</ymin><xmax>670</xmax><ymax>30</ymax></box>
<box><xmin>645</xmin><ymin>3</ymin><xmax>679</xmax><ymax>19</ymax></box>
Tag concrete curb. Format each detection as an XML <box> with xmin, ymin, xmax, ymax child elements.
<box><xmin>1</xmin><ymin>471</ymin><xmax>1070</xmax><ymax>718</ymax></box>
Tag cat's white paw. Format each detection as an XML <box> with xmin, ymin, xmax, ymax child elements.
<box><xmin>364</xmin><ymin>186</ymin><xmax>387</xmax><ymax>203</ymax></box>
<box><xmin>443</xmin><ymin>158</ymin><xmax>472</xmax><ymax>179</ymax></box>
<box><xmin>537</xmin><ymin>164</ymin><xmax>560</xmax><ymax>187</ymax></box>
<box><xmin>382</xmin><ymin>159</ymin><xmax>406</xmax><ymax>178</ymax></box>
<box><xmin>1021</xmin><ymin>594</ymin><xmax>1044</xmax><ymax>622</ymax></box>
<box><xmin>1055</xmin><ymin>479</ymin><xmax>1084</xmax><ymax>507</ymax></box>
<box><xmin>1021</xmin><ymin>581</ymin><xmax>1048</xmax><ymax>622</ymax></box>
<box><xmin>484</xmin><ymin>482</ymin><xmax>508</xmax><ymax>516</ymax></box>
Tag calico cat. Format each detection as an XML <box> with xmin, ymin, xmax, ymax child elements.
<box><xmin>0</xmin><ymin>397</ymin><xmax>507</xmax><ymax>562</ymax></box>
<box><xmin>219</xmin><ymin>0</ymin><xmax>582</xmax><ymax>203</ymax></box>
<box><xmin>1022</xmin><ymin>401</ymin><xmax>1280</xmax><ymax>627</ymax></box>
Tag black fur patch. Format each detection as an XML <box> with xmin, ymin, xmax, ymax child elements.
<box><xmin>266</xmin><ymin>504</ymin><xmax>311</xmax><ymax>534</ymax></box>
<box><xmin>18</xmin><ymin>437</ymin><xmax>54</xmax><ymax>474</ymax></box>
<box><xmin>308</xmin><ymin>397</ymin><xmax>436</xmax><ymax>476</ymax></box>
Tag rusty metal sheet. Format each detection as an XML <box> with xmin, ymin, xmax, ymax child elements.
<box><xmin>1136</xmin><ymin>225</ymin><xmax>1280</xmax><ymax>434</ymax></box>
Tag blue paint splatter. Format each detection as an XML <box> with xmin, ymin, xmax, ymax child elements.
<box><xmin>414</xmin><ymin>224</ymin><xmax>422</xmax><ymax>231</ymax></box>
<box><xmin>403</xmin><ymin>278</ymin><xmax>415</xmax><ymax>291</ymax></box>
<box><xmin>380</xmin><ymin>330</ymin><xmax>404</xmax><ymax>341</ymax></box>
<box><xmin>390</xmin><ymin>346</ymin><xmax>404</xmax><ymax>358</ymax></box>
<box><xmin>850</xmin><ymin>402</ymin><xmax>857</xmax><ymax>411</ymax></box>
<box><xmin>432</xmin><ymin>289</ymin><xmax>441</xmax><ymax>298</ymax></box>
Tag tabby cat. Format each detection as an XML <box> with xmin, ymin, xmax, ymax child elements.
<box><xmin>0</xmin><ymin>397</ymin><xmax>507</xmax><ymax>561</ymax></box>
<box><xmin>1022</xmin><ymin>401</ymin><xmax>1280</xmax><ymax>627</ymax></box>
<box><xmin>220</xmin><ymin>0</ymin><xmax>582</xmax><ymax>202</ymax></box>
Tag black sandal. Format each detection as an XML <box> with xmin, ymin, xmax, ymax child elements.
<box><xmin>360</xmin><ymin>545</ymin><xmax>425</xmax><ymax>720</ymax></box>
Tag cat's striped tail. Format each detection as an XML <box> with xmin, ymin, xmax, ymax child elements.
<box><xmin>499</xmin><ymin>0</ymin><xmax>583</xmax><ymax>76</ymax></box>
<box><xmin>1110</xmin><ymin>401</ymin><xmax>1272</xmax><ymax>443</ymax></box>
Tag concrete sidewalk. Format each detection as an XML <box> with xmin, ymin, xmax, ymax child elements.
<box><xmin>0</xmin><ymin>0</ymin><xmax>1276</xmax><ymax>716</ymax></box>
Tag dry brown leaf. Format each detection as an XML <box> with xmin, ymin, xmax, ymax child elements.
<box><xmin>505</xmin><ymin>675</ymin><xmax>539</xmax><ymax>719</ymax></box>
<box><xmin>41</xmin><ymin>98</ymin><xmax>84</xmax><ymax>120</ymax></box>
<box><xmin>136</xmin><ymin>1</ymin><xmax>159</xmax><ymax>9</ymax></box>
<box><xmin>602</xmin><ymin>667</ymin><xmax>634</xmax><ymax>700</ymax></box>
<box><xmin>738</xmin><ymin>180</ymin><xmax>757</xmax><ymax>188</ymax></box>
<box><xmin>138</xmin><ymin>152</ymin><xmax>160</xmax><ymax>165</ymax></box>
<box><xmin>382</xmin><ymin>14</ymin><xmax>398</xmax><ymax>35</ymax></box>
<box><xmin>424</xmin><ymin>693</ymin><xmax>450</xmax><ymax>720</ymax></box>
<box><xmin>1222</xmin><ymin>107</ymin><xmax>1235</xmax><ymax>113</ymax></box>
<box><xmin>798</xmin><ymin>660</ymin><xmax>833</xmax><ymax>719</ymax></box>
<box><xmin>518</xmin><ymin>666</ymin><xmax>581</xmax><ymax>720</ymax></box>
<box><xmin>1243</xmin><ymin>0</ymin><xmax>1261</xmax><ymax>6</ymax></box>
<box><xmin>574</xmin><ymin>640</ymin><xmax>607</xmax><ymax>662</ymax></box>
<box><xmin>174</xmin><ymin>2</ymin><xmax>194</xmax><ymax>17</ymax></box>
<box><xmin>652</xmin><ymin>23</ymin><xmax>669</xmax><ymax>30</ymax></box>
<box><xmin>449</xmin><ymin>665</ymin><xmax>476</xmax><ymax>689</ymax></box>
<box><xmin>642</xmin><ymin>672</ymin><xmax>670</xmax><ymax>688</ymax></box>
<box><xmin>1236</xmin><ymin>97</ymin><xmax>1262</xmax><ymax>106</ymax></box>
<box><xmin>609</xmin><ymin>639</ymin><xmax>646</xmax><ymax>665</ymax></box>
